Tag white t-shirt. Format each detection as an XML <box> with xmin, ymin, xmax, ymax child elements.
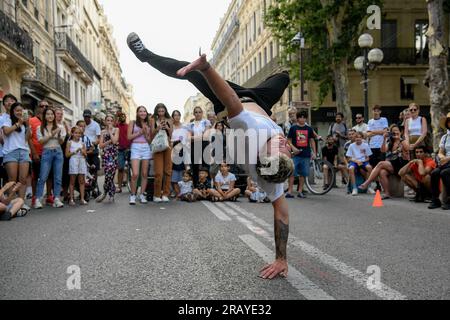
<box><xmin>228</xmin><ymin>110</ymin><xmax>284</xmax><ymax>202</ymax></box>
<box><xmin>368</xmin><ymin>117</ymin><xmax>389</xmax><ymax>149</ymax></box>
<box><xmin>346</xmin><ymin>142</ymin><xmax>373</xmax><ymax>162</ymax></box>
<box><xmin>0</xmin><ymin>113</ymin><xmax>10</xmax><ymax>157</ymax></box>
<box><xmin>215</xmin><ymin>171</ymin><xmax>237</xmax><ymax>190</ymax></box>
<box><xmin>1</xmin><ymin>117</ymin><xmax>29</xmax><ymax>154</ymax></box>
<box><xmin>172</xmin><ymin>125</ymin><xmax>190</xmax><ymax>144</ymax></box>
<box><xmin>352</xmin><ymin>123</ymin><xmax>368</xmax><ymax>134</ymax></box>
<box><xmin>178</xmin><ymin>180</ymin><xmax>193</xmax><ymax>195</ymax></box>
<box><xmin>189</xmin><ymin>119</ymin><xmax>211</xmax><ymax>138</ymax></box>
<box><xmin>440</xmin><ymin>133</ymin><xmax>450</xmax><ymax>157</ymax></box>
<box><xmin>85</xmin><ymin>120</ymin><xmax>101</xmax><ymax>145</ymax></box>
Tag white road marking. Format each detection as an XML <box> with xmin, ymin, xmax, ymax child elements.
<box><xmin>227</xmin><ymin>202</ymin><xmax>407</xmax><ymax>300</ymax></box>
<box><xmin>239</xmin><ymin>235</ymin><xmax>334</xmax><ymax>300</ymax></box>
<box><xmin>201</xmin><ymin>201</ymin><xmax>232</xmax><ymax>221</ymax></box>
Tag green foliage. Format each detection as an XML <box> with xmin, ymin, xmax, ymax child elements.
<box><xmin>265</xmin><ymin>0</ymin><xmax>383</xmax><ymax>107</ymax></box>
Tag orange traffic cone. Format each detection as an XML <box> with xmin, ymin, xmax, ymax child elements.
<box><xmin>373</xmin><ymin>190</ymin><xmax>384</xmax><ymax>208</ymax></box>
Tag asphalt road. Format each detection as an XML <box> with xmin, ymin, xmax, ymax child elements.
<box><xmin>1</xmin><ymin>188</ymin><xmax>450</xmax><ymax>300</ymax></box>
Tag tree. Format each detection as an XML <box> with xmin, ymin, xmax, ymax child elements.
<box><xmin>265</xmin><ymin>0</ymin><xmax>382</xmax><ymax>127</ymax></box>
<box><xmin>425</xmin><ymin>0</ymin><xmax>450</xmax><ymax>150</ymax></box>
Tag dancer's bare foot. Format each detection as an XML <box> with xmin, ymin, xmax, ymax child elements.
<box><xmin>176</xmin><ymin>54</ymin><xmax>210</xmax><ymax>77</ymax></box>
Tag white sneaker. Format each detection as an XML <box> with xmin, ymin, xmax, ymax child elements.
<box><xmin>352</xmin><ymin>189</ymin><xmax>358</xmax><ymax>196</ymax></box>
<box><xmin>367</xmin><ymin>187</ymin><xmax>376</xmax><ymax>195</ymax></box>
<box><xmin>129</xmin><ymin>195</ymin><xmax>136</xmax><ymax>205</ymax></box>
<box><xmin>162</xmin><ymin>196</ymin><xmax>170</xmax><ymax>203</ymax></box>
<box><xmin>140</xmin><ymin>194</ymin><xmax>148</xmax><ymax>204</ymax></box>
<box><xmin>53</xmin><ymin>198</ymin><xmax>64</xmax><ymax>208</ymax></box>
<box><xmin>34</xmin><ymin>199</ymin><xmax>43</xmax><ymax>210</ymax></box>
<box><xmin>22</xmin><ymin>204</ymin><xmax>31</xmax><ymax>212</ymax></box>
<box><xmin>153</xmin><ymin>197</ymin><xmax>162</xmax><ymax>203</ymax></box>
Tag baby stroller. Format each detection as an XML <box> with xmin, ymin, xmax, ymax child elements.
<box><xmin>84</xmin><ymin>163</ymin><xmax>100</xmax><ymax>202</ymax></box>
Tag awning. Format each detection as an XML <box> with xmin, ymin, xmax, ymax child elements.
<box><xmin>401</xmin><ymin>77</ymin><xmax>419</xmax><ymax>85</ymax></box>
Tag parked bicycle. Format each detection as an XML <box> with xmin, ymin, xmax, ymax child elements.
<box><xmin>305</xmin><ymin>138</ymin><xmax>336</xmax><ymax>195</ymax></box>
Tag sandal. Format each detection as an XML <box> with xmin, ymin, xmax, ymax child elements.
<box><xmin>69</xmin><ymin>200</ymin><xmax>76</xmax><ymax>206</ymax></box>
<box><xmin>16</xmin><ymin>208</ymin><xmax>28</xmax><ymax>218</ymax></box>
<box><xmin>81</xmin><ymin>200</ymin><xmax>88</xmax><ymax>206</ymax></box>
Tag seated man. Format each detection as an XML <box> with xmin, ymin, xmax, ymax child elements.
<box><xmin>428</xmin><ymin>115</ymin><xmax>450</xmax><ymax>209</ymax></box>
<box><xmin>346</xmin><ymin>132</ymin><xmax>374</xmax><ymax>196</ymax></box>
<box><xmin>322</xmin><ymin>135</ymin><xmax>348</xmax><ymax>189</ymax></box>
<box><xmin>399</xmin><ymin>146</ymin><xmax>435</xmax><ymax>204</ymax></box>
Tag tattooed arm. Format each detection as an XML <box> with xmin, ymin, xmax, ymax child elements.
<box><xmin>259</xmin><ymin>196</ymin><xmax>289</xmax><ymax>279</ymax></box>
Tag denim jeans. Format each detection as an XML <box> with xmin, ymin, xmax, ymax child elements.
<box><xmin>36</xmin><ymin>148</ymin><xmax>63</xmax><ymax>199</ymax></box>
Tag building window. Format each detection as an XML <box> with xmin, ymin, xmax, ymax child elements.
<box><xmin>250</xmin><ymin>62</ymin><xmax>253</xmax><ymax>77</ymax></box>
<box><xmin>264</xmin><ymin>47</ymin><xmax>267</xmax><ymax>65</ymax></box>
<box><xmin>253</xmin><ymin>12</ymin><xmax>257</xmax><ymax>40</ymax></box>
<box><xmin>74</xmin><ymin>80</ymin><xmax>79</xmax><ymax>107</ymax></box>
<box><xmin>381</xmin><ymin>20</ymin><xmax>397</xmax><ymax>48</ymax></box>
<box><xmin>253</xmin><ymin>57</ymin><xmax>257</xmax><ymax>73</ymax></box>
<box><xmin>415</xmin><ymin>20</ymin><xmax>429</xmax><ymax>59</ymax></box>
<box><xmin>22</xmin><ymin>0</ymin><xmax>27</xmax><ymax>9</ymax></box>
<box><xmin>258</xmin><ymin>52</ymin><xmax>262</xmax><ymax>70</ymax></box>
<box><xmin>400</xmin><ymin>78</ymin><xmax>414</xmax><ymax>100</ymax></box>
<box><xmin>269</xmin><ymin>41</ymin><xmax>273</xmax><ymax>60</ymax></box>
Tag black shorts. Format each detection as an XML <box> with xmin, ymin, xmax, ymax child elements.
<box><xmin>369</xmin><ymin>148</ymin><xmax>385</xmax><ymax>168</ymax></box>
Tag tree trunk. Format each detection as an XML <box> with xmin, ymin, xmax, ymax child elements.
<box><xmin>426</xmin><ymin>0</ymin><xmax>450</xmax><ymax>151</ymax></box>
<box><xmin>334</xmin><ymin>59</ymin><xmax>353</xmax><ymax>128</ymax></box>
<box><xmin>322</xmin><ymin>0</ymin><xmax>353</xmax><ymax>128</ymax></box>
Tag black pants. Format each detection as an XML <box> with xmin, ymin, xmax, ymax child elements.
<box><xmin>139</xmin><ymin>49</ymin><xmax>290</xmax><ymax>116</ymax></box>
<box><xmin>431</xmin><ymin>165</ymin><xmax>450</xmax><ymax>201</ymax></box>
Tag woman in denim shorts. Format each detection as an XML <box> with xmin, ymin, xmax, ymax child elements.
<box><xmin>1</xmin><ymin>102</ymin><xmax>31</xmax><ymax>201</ymax></box>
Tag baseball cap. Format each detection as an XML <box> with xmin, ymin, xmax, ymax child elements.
<box><xmin>83</xmin><ymin>109</ymin><xmax>92</xmax><ymax>117</ymax></box>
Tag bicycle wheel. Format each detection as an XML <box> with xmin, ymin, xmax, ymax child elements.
<box><xmin>305</xmin><ymin>159</ymin><xmax>336</xmax><ymax>195</ymax></box>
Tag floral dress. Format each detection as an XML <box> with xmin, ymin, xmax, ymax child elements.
<box><xmin>102</xmin><ymin>131</ymin><xmax>119</xmax><ymax>197</ymax></box>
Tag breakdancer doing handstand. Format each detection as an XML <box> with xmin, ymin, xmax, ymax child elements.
<box><xmin>128</xmin><ymin>33</ymin><xmax>294</xmax><ymax>279</ymax></box>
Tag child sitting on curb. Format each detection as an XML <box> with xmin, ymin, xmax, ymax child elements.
<box><xmin>0</xmin><ymin>182</ymin><xmax>27</xmax><ymax>221</ymax></box>
<box><xmin>177</xmin><ymin>171</ymin><xmax>196</xmax><ymax>202</ymax></box>
<box><xmin>210</xmin><ymin>162</ymin><xmax>241</xmax><ymax>202</ymax></box>
<box><xmin>245</xmin><ymin>177</ymin><xmax>270</xmax><ymax>203</ymax></box>
<box><xmin>193</xmin><ymin>167</ymin><xmax>213</xmax><ymax>201</ymax></box>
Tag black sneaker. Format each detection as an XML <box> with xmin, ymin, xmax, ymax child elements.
<box><xmin>127</xmin><ymin>33</ymin><xmax>147</xmax><ymax>62</ymax></box>
<box><xmin>428</xmin><ymin>200</ymin><xmax>442</xmax><ymax>210</ymax></box>
<box><xmin>442</xmin><ymin>203</ymin><xmax>450</xmax><ymax>211</ymax></box>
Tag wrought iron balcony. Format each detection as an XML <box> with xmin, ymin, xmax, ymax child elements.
<box><xmin>33</xmin><ymin>58</ymin><xmax>70</xmax><ymax>100</ymax></box>
<box><xmin>352</xmin><ymin>47</ymin><xmax>449</xmax><ymax>65</ymax></box>
<box><xmin>0</xmin><ymin>8</ymin><xmax>33</xmax><ymax>62</ymax></box>
<box><xmin>55</xmin><ymin>32</ymin><xmax>94</xmax><ymax>80</ymax></box>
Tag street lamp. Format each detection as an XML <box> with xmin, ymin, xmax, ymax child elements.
<box><xmin>354</xmin><ymin>33</ymin><xmax>384</xmax><ymax>121</ymax></box>
<box><xmin>292</xmin><ymin>32</ymin><xmax>305</xmax><ymax>102</ymax></box>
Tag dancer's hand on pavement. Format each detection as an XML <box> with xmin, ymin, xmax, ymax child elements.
<box><xmin>259</xmin><ymin>259</ymin><xmax>288</xmax><ymax>280</ymax></box>
<box><xmin>177</xmin><ymin>54</ymin><xmax>209</xmax><ymax>77</ymax></box>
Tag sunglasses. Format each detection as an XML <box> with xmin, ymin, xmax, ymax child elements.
<box><xmin>410</xmin><ymin>109</ymin><xmax>418</xmax><ymax>112</ymax></box>
<box><xmin>415</xmin><ymin>151</ymin><xmax>424</xmax><ymax>154</ymax></box>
